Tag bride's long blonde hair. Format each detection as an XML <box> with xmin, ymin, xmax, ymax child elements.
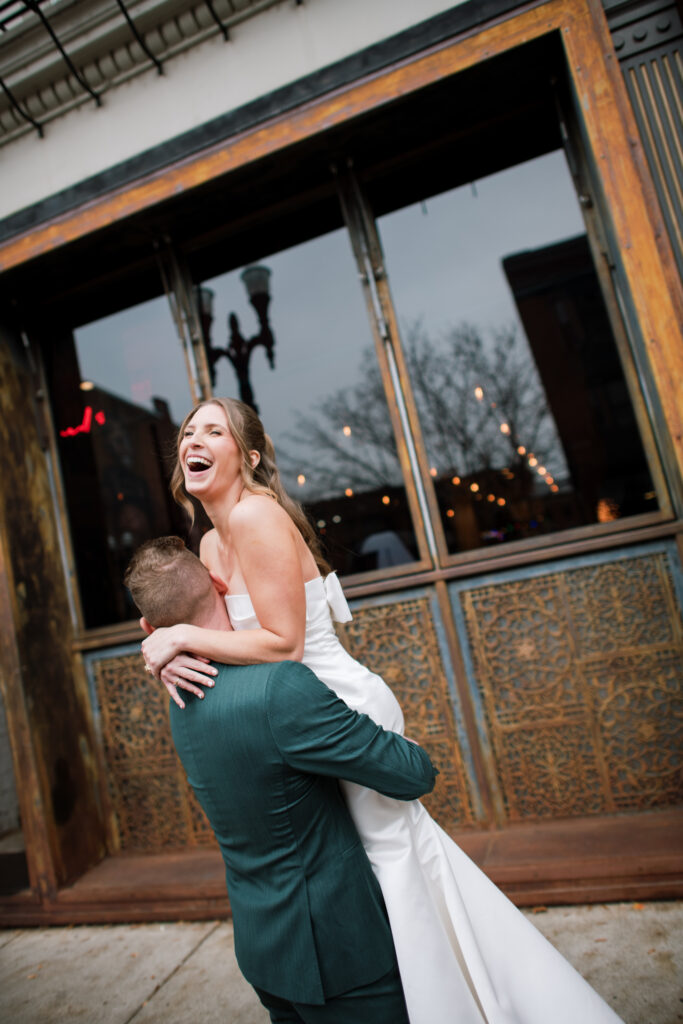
<box><xmin>171</xmin><ymin>397</ymin><xmax>330</xmax><ymax>574</ymax></box>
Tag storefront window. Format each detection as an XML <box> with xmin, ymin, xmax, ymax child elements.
<box><xmin>44</xmin><ymin>296</ymin><xmax>193</xmax><ymax>628</ymax></box>
<box><xmin>199</xmin><ymin>227</ymin><xmax>419</xmax><ymax>575</ymax></box>
<box><xmin>378</xmin><ymin>150</ymin><xmax>657</xmax><ymax>554</ymax></box>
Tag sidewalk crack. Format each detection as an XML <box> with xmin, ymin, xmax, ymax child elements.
<box><xmin>122</xmin><ymin>920</ymin><xmax>224</xmax><ymax>1024</ymax></box>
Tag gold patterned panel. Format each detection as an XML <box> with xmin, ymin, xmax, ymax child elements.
<box><xmin>565</xmin><ymin>557</ymin><xmax>678</xmax><ymax>655</ymax></box>
<box><xmin>341</xmin><ymin>596</ymin><xmax>476</xmax><ymax>829</ymax></box>
<box><xmin>460</xmin><ymin>551</ymin><xmax>683</xmax><ymax>823</ymax></box>
<box><xmin>494</xmin><ymin>724</ymin><xmax>606</xmax><ymax>820</ymax></box>
<box><xmin>93</xmin><ymin>653</ymin><xmax>216</xmax><ymax>852</ymax></box>
<box><xmin>591</xmin><ymin>647</ymin><xmax>683</xmax><ymax>810</ymax></box>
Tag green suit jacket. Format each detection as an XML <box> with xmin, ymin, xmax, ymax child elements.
<box><xmin>169</xmin><ymin>659</ymin><xmax>437</xmax><ymax>1005</ymax></box>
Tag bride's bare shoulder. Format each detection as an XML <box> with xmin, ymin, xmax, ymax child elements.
<box><xmin>230</xmin><ymin>493</ymin><xmax>292</xmax><ymax>533</ymax></box>
<box><xmin>198</xmin><ymin>527</ymin><xmax>220</xmax><ymax>564</ymax></box>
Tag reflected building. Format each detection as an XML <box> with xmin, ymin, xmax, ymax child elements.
<box><xmin>503</xmin><ymin>234</ymin><xmax>654</xmax><ymax>525</ymax></box>
<box><xmin>53</xmin><ymin>386</ymin><xmax>186</xmax><ymax>627</ymax></box>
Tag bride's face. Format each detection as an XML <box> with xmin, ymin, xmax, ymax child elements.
<box><xmin>179</xmin><ymin>403</ymin><xmax>242</xmax><ymax>500</ymax></box>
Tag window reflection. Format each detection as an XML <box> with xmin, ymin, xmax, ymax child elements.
<box><xmin>74</xmin><ymin>297</ymin><xmax>192</xmax><ymax>422</ymax></box>
<box><xmin>45</xmin><ymin>296</ymin><xmax>193</xmax><ymax>628</ymax></box>
<box><xmin>377</xmin><ymin>151</ymin><xmax>656</xmax><ymax>554</ymax></box>
<box><xmin>199</xmin><ymin>228</ymin><xmax>418</xmax><ymax>574</ymax></box>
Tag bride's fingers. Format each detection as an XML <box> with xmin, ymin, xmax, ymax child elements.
<box><xmin>163</xmin><ymin>679</ymin><xmax>185</xmax><ymax>710</ymax></box>
<box><xmin>160</xmin><ymin>666</ymin><xmax>209</xmax><ymax>699</ymax></box>
<box><xmin>175</xmin><ymin>669</ymin><xmax>216</xmax><ymax>687</ymax></box>
<box><xmin>174</xmin><ymin>657</ymin><xmax>217</xmax><ymax>681</ymax></box>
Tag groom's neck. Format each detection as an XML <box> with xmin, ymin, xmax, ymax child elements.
<box><xmin>188</xmin><ymin>596</ymin><xmax>231</xmax><ymax>633</ymax></box>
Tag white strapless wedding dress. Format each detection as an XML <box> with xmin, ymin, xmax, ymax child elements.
<box><xmin>226</xmin><ymin>575</ymin><xmax>622</xmax><ymax>1024</ymax></box>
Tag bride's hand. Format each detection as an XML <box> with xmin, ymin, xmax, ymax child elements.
<box><xmin>141</xmin><ymin>625</ymin><xmax>218</xmax><ymax>708</ymax></box>
<box><xmin>141</xmin><ymin>625</ymin><xmax>187</xmax><ymax>676</ymax></box>
<box><xmin>159</xmin><ymin>654</ymin><xmax>218</xmax><ymax>709</ymax></box>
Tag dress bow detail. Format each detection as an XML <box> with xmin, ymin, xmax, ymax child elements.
<box><xmin>324</xmin><ymin>572</ymin><xmax>353</xmax><ymax>623</ymax></box>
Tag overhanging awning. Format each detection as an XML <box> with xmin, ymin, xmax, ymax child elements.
<box><xmin>0</xmin><ymin>0</ymin><xmax>292</xmax><ymax>145</ymax></box>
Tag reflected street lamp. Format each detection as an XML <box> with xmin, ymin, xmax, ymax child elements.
<box><xmin>196</xmin><ymin>264</ymin><xmax>275</xmax><ymax>413</ymax></box>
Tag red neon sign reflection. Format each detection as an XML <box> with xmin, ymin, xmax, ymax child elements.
<box><xmin>60</xmin><ymin>406</ymin><xmax>106</xmax><ymax>437</ymax></box>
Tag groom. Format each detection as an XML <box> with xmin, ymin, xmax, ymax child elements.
<box><xmin>125</xmin><ymin>537</ymin><xmax>438</xmax><ymax>1023</ymax></box>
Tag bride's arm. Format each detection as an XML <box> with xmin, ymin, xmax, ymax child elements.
<box><xmin>142</xmin><ymin>497</ymin><xmax>307</xmax><ymax>691</ymax></box>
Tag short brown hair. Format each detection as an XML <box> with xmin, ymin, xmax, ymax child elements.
<box><xmin>124</xmin><ymin>536</ymin><xmax>214</xmax><ymax>627</ymax></box>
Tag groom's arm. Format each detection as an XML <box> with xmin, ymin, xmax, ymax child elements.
<box><xmin>265</xmin><ymin>662</ymin><xmax>438</xmax><ymax>799</ymax></box>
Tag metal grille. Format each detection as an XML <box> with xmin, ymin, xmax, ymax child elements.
<box><xmin>457</xmin><ymin>548</ymin><xmax>683</xmax><ymax>823</ymax></box>
<box><xmin>93</xmin><ymin>651</ymin><xmax>216</xmax><ymax>852</ymax></box>
<box><xmin>341</xmin><ymin>595</ymin><xmax>479</xmax><ymax>830</ymax></box>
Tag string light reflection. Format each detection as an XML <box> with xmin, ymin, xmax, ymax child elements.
<box><xmin>468</xmin><ymin>385</ymin><xmax>559</xmax><ymax>497</ymax></box>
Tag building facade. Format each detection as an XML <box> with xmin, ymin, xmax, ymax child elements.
<box><xmin>0</xmin><ymin>0</ymin><xmax>681</xmax><ymax>923</ymax></box>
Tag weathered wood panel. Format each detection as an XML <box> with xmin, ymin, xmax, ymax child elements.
<box><xmin>569</xmin><ymin>0</ymin><xmax>683</xmax><ymax>484</ymax></box>
<box><xmin>604</xmin><ymin>0</ymin><xmax>683</xmax><ymax>280</ymax></box>
<box><xmin>0</xmin><ymin>327</ymin><xmax>105</xmax><ymax>890</ymax></box>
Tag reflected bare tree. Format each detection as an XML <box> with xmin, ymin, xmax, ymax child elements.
<box><xmin>280</xmin><ymin>321</ymin><xmax>564</xmax><ymax>499</ymax></box>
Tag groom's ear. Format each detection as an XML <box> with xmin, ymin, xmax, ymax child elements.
<box><xmin>209</xmin><ymin>571</ymin><xmax>228</xmax><ymax>597</ymax></box>
<box><xmin>140</xmin><ymin>617</ymin><xmax>155</xmax><ymax>635</ymax></box>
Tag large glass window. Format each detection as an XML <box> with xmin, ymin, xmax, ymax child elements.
<box><xmin>35</xmin><ymin>42</ymin><xmax>665</xmax><ymax>631</ymax></box>
<box><xmin>198</xmin><ymin>227</ymin><xmax>419</xmax><ymax>575</ymax></box>
<box><xmin>43</xmin><ymin>296</ymin><xmax>193</xmax><ymax>628</ymax></box>
<box><xmin>377</xmin><ymin>151</ymin><xmax>657</xmax><ymax>554</ymax></box>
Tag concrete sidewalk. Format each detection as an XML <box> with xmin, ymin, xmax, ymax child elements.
<box><xmin>0</xmin><ymin>902</ymin><xmax>681</xmax><ymax>1023</ymax></box>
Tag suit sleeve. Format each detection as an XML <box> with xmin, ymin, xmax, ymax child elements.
<box><xmin>266</xmin><ymin>662</ymin><xmax>438</xmax><ymax>800</ymax></box>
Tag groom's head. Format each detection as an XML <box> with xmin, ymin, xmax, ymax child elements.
<box><xmin>125</xmin><ymin>536</ymin><xmax>228</xmax><ymax>630</ymax></box>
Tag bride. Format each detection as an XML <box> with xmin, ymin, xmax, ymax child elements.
<box><xmin>141</xmin><ymin>397</ymin><xmax>622</xmax><ymax>1024</ymax></box>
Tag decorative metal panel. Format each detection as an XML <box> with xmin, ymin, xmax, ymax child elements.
<box><xmin>456</xmin><ymin>547</ymin><xmax>683</xmax><ymax>822</ymax></box>
<box><xmin>342</xmin><ymin>595</ymin><xmax>477</xmax><ymax>830</ymax></box>
<box><xmin>93</xmin><ymin>652</ymin><xmax>215</xmax><ymax>852</ymax></box>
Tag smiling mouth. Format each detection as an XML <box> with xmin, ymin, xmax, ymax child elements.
<box><xmin>185</xmin><ymin>455</ymin><xmax>213</xmax><ymax>474</ymax></box>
